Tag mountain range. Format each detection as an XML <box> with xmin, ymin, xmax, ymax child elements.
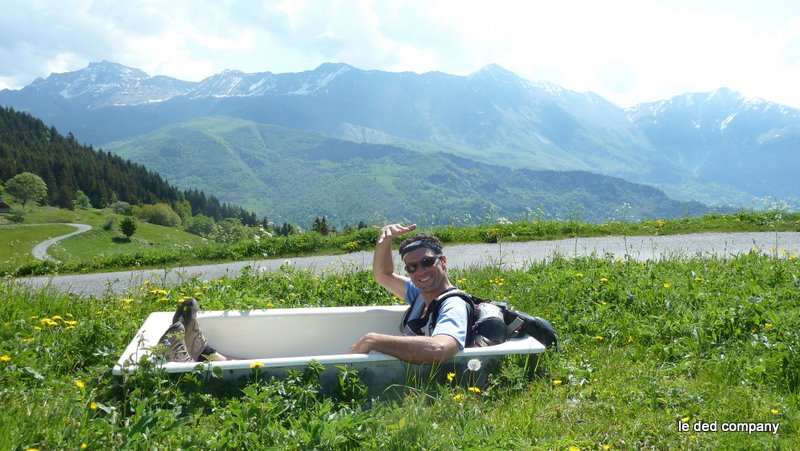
<box><xmin>1</xmin><ymin>61</ymin><xmax>797</xmax><ymax>225</ymax></box>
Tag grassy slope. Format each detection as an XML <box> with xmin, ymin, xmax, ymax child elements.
<box><xmin>103</xmin><ymin>116</ymin><xmax>708</xmax><ymax>226</ymax></box>
<box><xmin>0</xmin><ymin>206</ymin><xmax>208</xmax><ymax>264</ymax></box>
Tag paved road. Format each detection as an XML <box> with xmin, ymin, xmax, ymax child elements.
<box><xmin>30</xmin><ymin>223</ymin><xmax>93</xmax><ymax>262</ymax></box>
<box><xmin>12</xmin><ymin>231</ymin><xmax>800</xmax><ymax>298</ymax></box>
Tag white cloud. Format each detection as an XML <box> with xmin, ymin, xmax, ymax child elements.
<box><xmin>0</xmin><ymin>0</ymin><xmax>798</xmax><ymax>108</ymax></box>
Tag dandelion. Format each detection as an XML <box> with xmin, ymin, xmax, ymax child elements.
<box><xmin>90</xmin><ymin>401</ymin><xmax>98</xmax><ymax>410</ymax></box>
<box><xmin>81</xmin><ymin>443</ymin><xmax>88</xmax><ymax>449</ymax></box>
<box><xmin>468</xmin><ymin>386</ymin><xmax>481</xmax><ymax>394</ymax></box>
<box><xmin>764</xmin><ymin>323</ymin><xmax>773</xmax><ymax>330</ymax></box>
<box><xmin>552</xmin><ymin>379</ymin><xmax>562</xmax><ymax>386</ymax></box>
<box><xmin>453</xmin><ymin>393</ymin><xmax>465</xmax><ymax>401</ymax></box>
<box><xmin>594</xmin><ymin>336</ymin><xmax>604</xmax><ymax>342</ymax></box>
<box><xmin>249</xmin><ymin>361</ymin><xmax>264</xmax><ymax>369</ymax></box>
<box><xmin>467</xmin><ymin>358</ymin><xmax>482</xmax><ymax>372</ymax></box>
<box><xmin>447</xmin><ymin>372</ymin><xmax>456</xmax><ymax>382</ymax></box>
<box><xmin>575</xmin><ymin>273</ymin><xmax>584</xmax><ymax>279</ymax></box>
<box><xmin>600</xmin><ymin>277</ymin><xmax>609</xmax><ymax>283</ymax></box>
<box><xmin>75</xmin><ymin>379</ymin><xmax>85</xmax><ymax>389</ymax></box>
<box><xmin>663</xmin><ymin>283</ymin><xmax>671</xmax><ymax>289</ymax></box>
<box><xmin>602</xmin><ymin>445</ymin><xmax>611</xmax><ymax>451</ymax></box>
<box><xmin>51</xmin><ymin>315</ymin><xmax>63</xmax><ymax>321</ymax></box>
<box><xmin>0</xmin><ymin>355</ymin><xmax>11</xmax><ymax>363</ymax></box>
<box><xmin>120</xmin><ymin>298</ymin><xmax>134</xmax><ymax>304</ymax></box>
<box><xmin>771</xmin><ymin>409</ymin><xmax>780</xmax><ymax>415</ymax></box>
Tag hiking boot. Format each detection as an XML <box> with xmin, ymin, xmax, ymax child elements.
<box><xmin>173</xmin><ymin>297</ymin><xmax>216</xmax><ymax>361</ymax></box>
<box><xmin>157</xmin><ymin>321</ymin><xmax>192</xmax><ymax>362</ymax></box>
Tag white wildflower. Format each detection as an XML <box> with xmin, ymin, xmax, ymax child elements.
<box><xmin>467</xmin><ymin>358</ymin><xmax>482</xmax><ymax>372</ymax></box>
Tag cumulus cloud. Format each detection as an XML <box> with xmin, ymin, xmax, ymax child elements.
<box><xmin>0</xmin><ymin>0</ymin><xmax>798</xmax><ymax>108</ymax></box>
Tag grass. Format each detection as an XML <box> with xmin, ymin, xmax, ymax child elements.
<box><xmin>1</xmin><ymin>245</ymin><xmax>799</xmax><ymax>448</ymax></box>
<box><xmin>1</xmin><ymin>206</ymin><xmax>799</xmax><ymax>278</ymax></box>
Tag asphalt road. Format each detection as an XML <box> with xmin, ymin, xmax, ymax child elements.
<box><xmin>30</xmin><ymin>223</ymin><xmax>93</xmax><ymax>262</ymax></box>
<box><xmin>11</xmin><ymin>231</ymin><xmax>800</xmax><ymax>298</ymax></box>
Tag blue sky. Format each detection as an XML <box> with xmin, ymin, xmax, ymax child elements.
<box><xmin>2</xmin><ymin>0</ymin><xmax>799</xmax><ymax>108</ymax></box>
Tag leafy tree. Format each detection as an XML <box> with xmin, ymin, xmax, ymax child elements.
<box><xmin>212</xmin><ymin>217</ymin><xmax>247</xmax><ymax>244</ymax></box>
<box><xmin>110</xmin><ymin>201</ymin><xmax>132</xmax><ymax>215</ymax></box>
<box><xmin>186</xmin><ymin>214</ymin><xmax>216</xmax><ymax>237</ymax></box>
<box><xmin>73</xmin><ymin>189</ymin><xmax>92</xmax><ymax>209</ymax></box>
<box><xmin>119</xmin><ymin>216</ymin><xmax>137</xmax><ymax>240</ymax></box>
<box><xmin>5</xmin><ymin>172</ymin><xmax>47</xmax><ymax>207</ymax></box>
<box><xmin>133</xmin><ymin>203</ymin><xmax>181</xmax><ymax>227</ymax></box>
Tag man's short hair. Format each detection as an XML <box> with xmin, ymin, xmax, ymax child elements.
<box><xmin>399</xmin><ymin>233</ymin><xmax>443</xmax><ymax>258</ymax></box>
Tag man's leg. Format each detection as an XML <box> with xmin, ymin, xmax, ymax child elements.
<box><xmin>173</xmin><ymin>298</ymin><xmax>230</xmax><ymax>361</ymax></box>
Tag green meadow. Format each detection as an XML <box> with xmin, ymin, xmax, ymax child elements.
<box><xmin>1</xmin><ymin>212</ymin><xmax>799</xmax><ymax>448</ymax></box>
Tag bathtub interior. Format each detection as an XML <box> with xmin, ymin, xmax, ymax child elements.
<box><xmin>113</xmin><ymin>305</ymin><xmax>546</xmax><ymax>396</ymax></box>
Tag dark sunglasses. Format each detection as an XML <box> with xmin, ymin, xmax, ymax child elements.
<box><xmin>404</xmin><ymin>255</ymin><xmax>442</xmax><ymax>273</ymax></box>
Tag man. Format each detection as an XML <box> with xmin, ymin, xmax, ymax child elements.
<box><xmin>159</xmin><ymin>223</ymin><xmax>471</xmax><ymax>365</ymax></box>
<box><xmin>349</xmin><ymin>223</ymin><xmax>470</xmax><ymax>364</ymax></box>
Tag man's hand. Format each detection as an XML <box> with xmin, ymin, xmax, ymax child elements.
<box><xmin>377</xmin><ymin>223</ymin><xmax>417</xmax><ymax>244</ymax></box>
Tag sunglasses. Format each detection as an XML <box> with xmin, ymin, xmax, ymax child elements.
<box><xmin>404</xmin><ymin>255</ymin><xmax>442</xmax><ymax>273</ymax></box>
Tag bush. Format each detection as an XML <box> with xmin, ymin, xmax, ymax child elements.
<box><xmin>133</xmin><ymin>203</ymin><xmax>181</xmax><ymax>227</ymax></box>
<box><xmin>110</xmin><ymin>200</ymin><xmax>133</xmax><ymax>215</ymax></box>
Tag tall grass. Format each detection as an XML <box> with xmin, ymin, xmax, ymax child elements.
<box><xmin>1</xmin><ymin>247</ymin><xmax>798</xmax><ymax>448</ymax></box>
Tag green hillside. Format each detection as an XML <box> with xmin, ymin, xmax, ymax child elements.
<box><xmin>0</xmin><ymin>107</ymin><xmax>259</xmax><ymax>224</ymax></box>
<box><xmin>105</xmin><ymin>116</ymin><xmax>710</xmax><ymax>227</ymax></box>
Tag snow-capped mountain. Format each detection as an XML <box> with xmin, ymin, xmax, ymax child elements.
<box><xmin>1</xmin><ymin>61</ymin><xmax>797</xmax><ymax>207</ymax></box>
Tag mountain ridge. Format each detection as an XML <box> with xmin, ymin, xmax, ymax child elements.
<box><xmin>1</xmin><ymin>61</ymin><xmax>797</xmax><ymax>210</ymax></box>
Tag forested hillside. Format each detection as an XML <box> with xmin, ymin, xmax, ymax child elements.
<box><xmin>0</xmin><ymin>106</ymin><xmax>259</xmax><ymax>224</ymax></box>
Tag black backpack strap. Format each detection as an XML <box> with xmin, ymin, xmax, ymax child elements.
<box><xmin>432</xmin><ymin>290</ymin><xmax>477</xmax><ymax>346</ymax></box>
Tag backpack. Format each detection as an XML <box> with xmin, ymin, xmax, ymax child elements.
<box><xmin>401</xmin><ymin>289</ymin><xmax>559</xmax><ymax>349</ymax></box>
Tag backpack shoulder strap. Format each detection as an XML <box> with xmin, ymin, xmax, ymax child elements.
<box><xmin>430</xmin><ymin>290</ymin><xmax>477</xmax><ymax>345</ymax></box>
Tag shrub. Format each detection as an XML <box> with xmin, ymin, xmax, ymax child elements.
<box><xmin>133</xmin><ymin>203</ymin><xmax>181</xmax><ymax>227</ymax></box>
<box><xmin>110</xmin><ymin>200</ymin><xmax>133</xmax><ymax>215</ymax></box>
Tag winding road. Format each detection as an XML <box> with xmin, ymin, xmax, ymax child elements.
<box><xmin>30</xmin><ymin>223</ymin><xmax>92</xmax><ymax>262</ymax></box>
<box><xmin>11</xmin><ymin>230</ymin><xmax>800</xmax><ymax>298</ymax></box>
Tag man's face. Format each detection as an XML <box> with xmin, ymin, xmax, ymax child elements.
<box><xmin>403</xmin><ymin>247</ymin><xmax>447</xmax><ymax>293</ymax></box>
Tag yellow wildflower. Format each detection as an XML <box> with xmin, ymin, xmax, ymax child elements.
<box><xmin>594</xmin><ymin>336</ymin><xmax>604</xmax><ymax>342</ymax></box>
<box><xmin>600</xmin><ymin>277</ymin><xmax>609</xmax><ymax>283</ymax></box>
<box><xmin>663</xmin><ymin>283</ymin><xmax>671</xmax><ymax>289</ymax></box>
<box><xmin>51</xmin><ymin>315</ymin><xmax>63</xmax><ymax>321</ymax></box>
<box><xmin>75</xmin><ymin>379</ymin><xmax>85</xmax><ymax>389</ymax></box>
<box><xmin>453</xmin><ymin>393</ymin><xmax>465</xmax><ymax>401</ymax></box>
<box><xmin>447</xmin><ymin>372</ymin><xmax>456</xmax><ymax>382</ymax></box>
<box><xmin>575</xmin><ymin>273</ymin><xmax>584</xmax><ymax>279</ymax></box>
<box><xmin>81</xmin><ymin>443</ymin><xmax>88</xmax><ymax>449</ymax></box>
<box><xmin>771</xmin><ymin>409</ymin><xmax>780</xmax><ymax>415</ymax></box>
<box><xmin>0</xmin><ymin>355</ymin><xmax>11</xmax><ymax>363</ymax></box>
<box><xmin>468</xmin><ymin>386</ymin><xmax>481</xmax><ymax>394</ymax></box>
<box><xmin>90</xmin><ymin>402</ymin><xmax>98</xmax><ymax>410</ymax></box>
<box><xmin>249</xmin><ymin>361</ymin><xmax>264</xmax><ymax>369</ymax></box>
<box><xmin>552</xmin><ymin>379</ymin><xmax>562</xmax><ymax>386</ymax></box>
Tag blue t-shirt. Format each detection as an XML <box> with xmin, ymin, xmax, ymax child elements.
<box><xmin>402</xmin><ymin>280</ymin><xmax>470</xmax><ymax>349</ymax></box>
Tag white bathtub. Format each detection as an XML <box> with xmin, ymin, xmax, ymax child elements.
<box><xmin>113</xmin><ymin>305</ymin><xmax>546</xmax><ymax>396</ymax></box>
